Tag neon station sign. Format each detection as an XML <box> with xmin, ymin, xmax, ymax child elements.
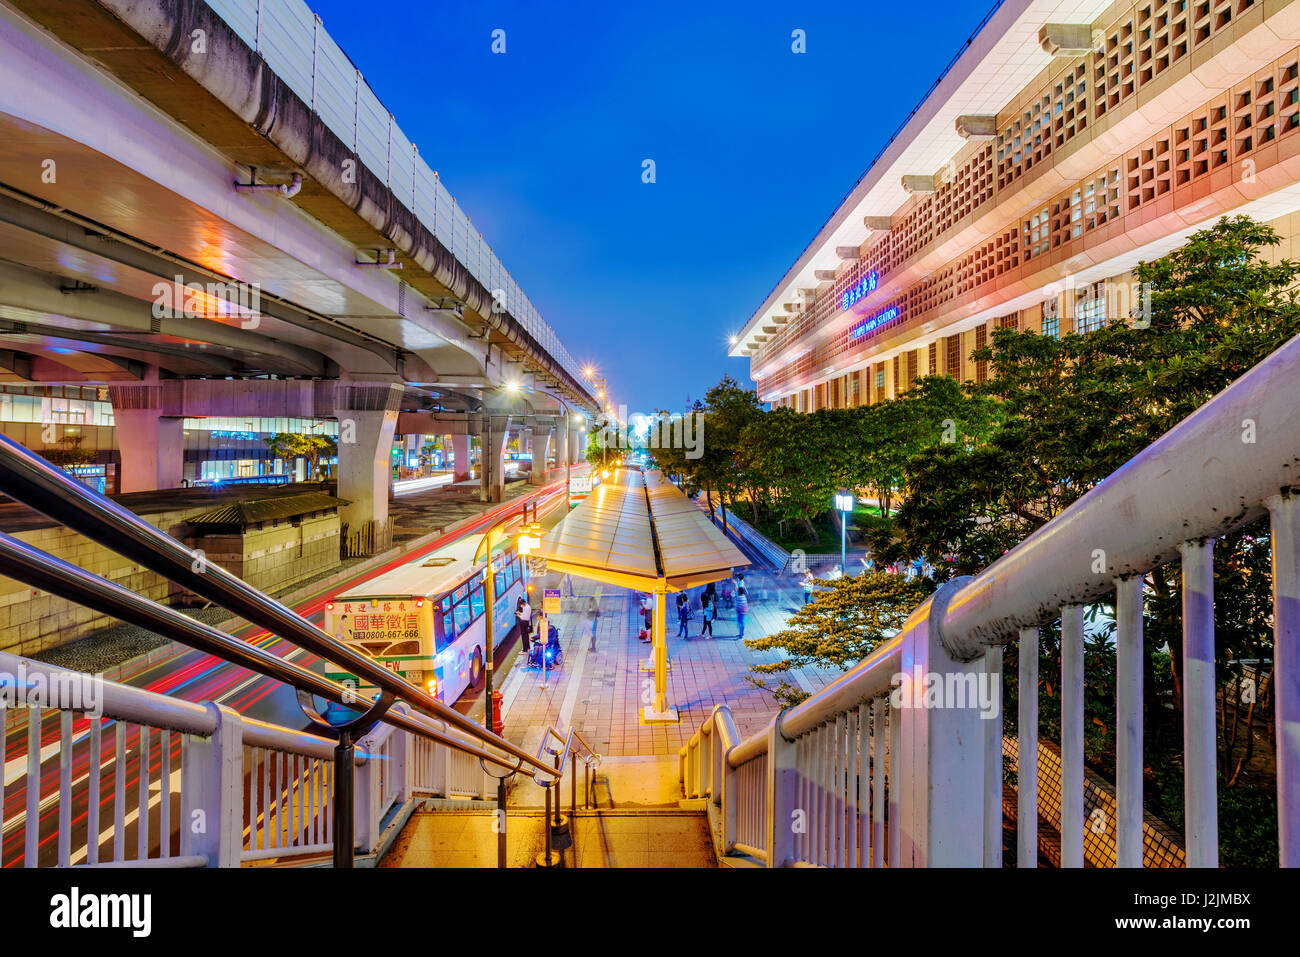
<box><xmin>850</xmin><ymin>305</ymin><xmax>900</xmax><ymax>341</ymax></box>
<box><xmin>840</xmin><ymin>271</ymin><xmax>879</xmax><ymax>311</ymax></box>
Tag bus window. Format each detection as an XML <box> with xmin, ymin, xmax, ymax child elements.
<box><xmin>453</xmin><ymin>598</ymin><xmax>472</xmax><ymax>635</ymax></box>
<box><xmin>438</xmin><ymin>598</ymin><xmax>456</xmax><ymax>649</ymax></box>
<box><xmin>494</xmin><ymin>570</ymin><xmax>506</xmax><ymax>594</ymax></box>
<box><xmin>470</xmin><ymin>584</ymin><xmax>485</xmax><ymax>619</ymax></box>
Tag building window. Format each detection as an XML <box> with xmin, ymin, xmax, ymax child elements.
<box><xmin>928</xmin><ymin>341</ymin><xmax>938</xmax><ymax>376</ymax></box>
<box><xmin>893</xmin><ymin>355</ymin><xmax>901</xmax><ymax>396</ymax></box>
<box><xmin>875</xmin><ymin>364</ymin><xmax>886</xmax><ymax>404</ymax></box>
<box><xmin>998</xmin><ymin>313</ymin><xmax>1019</xmax><ymax>332</ymax></box>
<box><xmin>974</xmin><ymin>325</ymin><xmax>988</xmax><ymax>383</ymax></box>
<box><xmin>945</xmin><ymin>335</ymin><xmax>960</xmax><ymax>378</ymax></box>
<box><xmin>1041</xmin><ymin>298</ymin><xmax>1060</xmax><ymax>338</ymax></box>
<box><xmin>907</xmin><ymin>350</ymin><xmax>918</xmax><ymax>390</ymax></box>
<box><xmin>1076</xmin><ymin>284</ymin><xmax>1107</xmax><ymax>333</ymax></box>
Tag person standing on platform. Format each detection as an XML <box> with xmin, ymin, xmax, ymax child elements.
<box><xmin>676</xmin><ymin>592</ymin><xmax>690</xmax><ymax>638</ymax></box>
<box><xmin>516</xmin><ymin>596</ymin><xmax>532</xmax><ymax>653</ymax></box>
<box><xmin>639</xmin><ymin>593</ymin><xmax>653</xmax><ymax>643</ymax></box>
<box><xmin>700</xmin><ymin>590</ymin><xmax>716</xmax><ymax>639</ymax></box>
<box><xmin>735</xmin><ymin>584</ymin><xmax>749</xmax><ymax>640</ymax></box>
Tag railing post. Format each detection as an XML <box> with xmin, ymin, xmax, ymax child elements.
<box><xmin>1268</xmin><ymin>493</ymin><xmax>1300</xmax><ymax>867</ymax></box>
<box><xmin>184</xmin><ymin>703</ymin><xmax>243</xmax><ymax>867</ymax></box>
<box><xmin>1017</xmin><ymin>626</ymin><xmax>1039</xmax><ymax>868</ymax></box>
<box><xmin>1060</xmin><ymin>604</ymin><xmax>1085</xmax><ymax>868</ymax></box>
<box><xmin>896</xmin><ymin>580</ymin><xmax>989</xmax><ymax>866</ymax></box>
<box><xmin>1115</xmin><ymin>575</ymin><xmax>1145</xmax><ymax>867</ymax></box>
<box><xmin>982</xmin><ymin>644</ymin><xmax>1003</xmax><ymax>868</ymax></box>
<box><xmin>764</xmin><ymin>711</ymin><xmax>798</xmax><ymax>867</ymax></box>
<box><xmin>438</xmin><ymin>725</ymin><xmax>452</xmax><ymax>797</ymax></box>
<box><xmin>1180</xmin><ymin>538</ymin><xmax>1219</xmax><ymax>867</ymax></box>
<box><xmin>334</xmin><ymin>730</ymin><xmax>356</xmax><ymax>868</ymax></box>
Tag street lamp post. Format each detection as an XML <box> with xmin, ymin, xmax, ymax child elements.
<box><xmin>834</xmin><ymin>490</ymin><xmax>854</xmax><ymax>578</ymax></box>
<box><xmin>475</xmin><ymin>512</ymin><xmax>544</xmax><ymax>734</ymax></box>
<box><xmin>505</xmin><ymin>381</ymin><xmax>578</xmax><ymax>508</ymax></box>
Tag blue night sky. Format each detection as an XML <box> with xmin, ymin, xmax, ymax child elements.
<box><xmin>305</xmin><ymin>0</ymin><xmax>994</xmax><ymax>413</ymax></box>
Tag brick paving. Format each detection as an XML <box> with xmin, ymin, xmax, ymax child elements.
<box><xmin>496</xmin><ymin>567</ymin><xmax>841</xmax><ymax>764</ymax></box>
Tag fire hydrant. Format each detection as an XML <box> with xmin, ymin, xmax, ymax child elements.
<box><xmin>491</xmin><ymin>691</ymin><xmax>504</xmax><ymax>736</ymax></box>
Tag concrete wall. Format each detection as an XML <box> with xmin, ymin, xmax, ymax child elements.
<box><xmin>190</xmin><ymin>513</ymin><xmax>340</xmax><ymax>595</ymax></box>
<box><xmin>0</xmin><ymin>505</ymin><xmax>341</xmax><ymax>656</ymax></box>
<box><xmin>0</xmin><ymin>505</ymin><xmax>196</xmax><ymax>656</ymax></box>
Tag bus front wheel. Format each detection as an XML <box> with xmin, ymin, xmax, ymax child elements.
<box><xmin>470</xmin><ymin>649</ymin><xmax>484</xmax><ymax>689</ymax></box>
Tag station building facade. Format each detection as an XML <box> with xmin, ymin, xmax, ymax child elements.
<box><xmin>732</xmin><ymin>0</ymin><xmax>1300</xmax><ymax>409</ymax></box>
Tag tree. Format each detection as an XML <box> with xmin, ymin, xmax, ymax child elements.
<box><xmin>745</xmin><ymin>571</ymin><xmax>934</xmax><ymax>707</ymax></box>
<box><xmin>265</xmin><ymin>432</ymin><xmax>336</xmax><ymax>480</ymax></box>
<box><xmin>42</xmin><ymin>434</ymin><xmax>96</xmax><ymax>471</ymax></box>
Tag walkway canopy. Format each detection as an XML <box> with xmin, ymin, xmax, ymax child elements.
<box><xmin>534</xmin><ymin>468</ymin><xmax>748</xmax><ymax>592</ymax></box>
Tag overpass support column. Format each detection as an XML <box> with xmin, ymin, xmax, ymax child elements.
<box><xmin>479</xmin><ymin>414</ymin><xmax>511</xmax><ymax>503</ymax></box>
<box><xmin>334</xmin><ymin>382</ymin><xmax>402</xmax><ymax>555</ymax></box>
<box><xmin>528</xmin><ymin>428</ymin><xmax>554</xmax><ymax>486</ymax></box>
<box><xmin>108</xmin><ymin>383</ymin><xmax>183</xmax><ymax>492</ymax></box>
<box><xmin>451</xmin><ymin>433</ymin><xmax>470</xmax><ymax>482</ymax></box>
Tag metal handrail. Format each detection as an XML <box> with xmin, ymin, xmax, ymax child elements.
<box><xmin>0</xmin><ymin>432</ymin><xmax>555</xmax><ymax>781</ymax></box>
<box><xmin>533</xmin><ymin>724</ymin><xmax>602</xmax><ymax>787</ymax></box>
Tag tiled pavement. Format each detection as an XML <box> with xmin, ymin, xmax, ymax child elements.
<box><xmin>496</xmin><ymin>566</ymin><xmax>842</xmax><ymax>772</ymax></box>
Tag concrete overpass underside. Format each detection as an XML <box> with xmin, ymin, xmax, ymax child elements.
<box><xmin>0</xmin><ymin>0</ymin><xmax>596</xmax><ymax>549</ymax></box>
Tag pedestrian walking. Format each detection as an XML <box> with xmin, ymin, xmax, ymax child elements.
<box><xmin>700</xmin><ymin>590</ymin><xmax>716</xmax><ymax>639</ymax></box>
<box><xmin>516</xmin><ymin>596</ymin><xmax>532</xmax><ymax>653</ymax></box>
<box><xmin>801</xmin><ymin>569</ymin><xmax>815</xmax><ymax>604</ymax></box>
<box><xmin>735</xmin><ymin>585</ymin><xmax>749</xmax><ymax>640</ymax></box>
<box><xmin>676</xmin><ymin>592</ymin><xmax>690</xmax><ymax>638</ymax></box>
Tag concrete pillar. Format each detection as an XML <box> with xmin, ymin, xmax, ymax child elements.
<box><xmin>479</xmin><ymin>414</ymin><xmax>510</xmax><ymax>503</ymax></box>
<box><xmin>451</xmin><ymin>433</ymin><xmax>470</xmax><ymax>482</ymax></box>
<box><xmin>334</xmin><ymin>381</ymin><xmax>402</xmax><ymax>552</ymax></box>
<box><xmin>109</xmin><ymin>378</ymin><xmax>183</xmax><ymax>492</ymax></box>
<box><xmin>528</xmin><ymin>427</ymin><xmax>554</xmax><ymax>486</ymax></box>
<box><xmin>113</xmin><ymin>409</ymin><xmax>183</xmax><ymax>492</ymax></box>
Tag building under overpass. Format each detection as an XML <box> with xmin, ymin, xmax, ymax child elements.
<box><xmin>0</xmin><ymin>0</ymin><xmax>600</xmax><ymax>551</ymax></box>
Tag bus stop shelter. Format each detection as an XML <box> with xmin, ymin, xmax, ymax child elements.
<box><xmin>534</xmin><ymin>468</ymin><xmax>749</xmax><ymax>722</ymax></box>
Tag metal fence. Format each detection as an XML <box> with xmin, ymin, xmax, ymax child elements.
<box><xmin>0</xmin><ymin>656</ymin><xmax>497</xmax><ymax>867</ymax></box>
<box><xmin>202</xmin><ymin>0</ymin><xmax>586</xmax><ymax>386</ymax></box>
<box><xmin>683</xmin><ymin>327</ymin><xmax>1300</xmax><ymax>867</ymax></box>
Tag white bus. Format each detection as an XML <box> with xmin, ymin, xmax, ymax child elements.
<box><xmin>322</xmin><ymin>534</ymin><xmax>528</xmax><ymax>712</ymax></box>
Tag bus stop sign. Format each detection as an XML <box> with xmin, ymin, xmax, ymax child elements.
<box><xmin>544</xmin><ymin>588</ymin><xmax>562</xmax><ymax>615</ymax></box>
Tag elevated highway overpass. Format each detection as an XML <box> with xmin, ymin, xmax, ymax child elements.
<box><xmin>0</xmin><ymin>0</ymin><xmax>598</xmax><ymax>543</ymax></box>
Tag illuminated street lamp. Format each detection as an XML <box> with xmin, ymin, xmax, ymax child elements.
<box><xmin>475</xmin><ymin>509</ymin><xmax>544</xmax><ymax>733</ymax></box>
<box><xmin>834</xmin><ymin>489</ymin><xmax>854</xmax><ymax>577</ymax></box>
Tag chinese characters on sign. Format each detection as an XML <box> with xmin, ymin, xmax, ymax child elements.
<box><xmin>841</xmin><ymin>271</ymin><xmax>879</xmax><ymax>312</ymax></box>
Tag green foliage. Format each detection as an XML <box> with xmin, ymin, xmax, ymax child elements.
<box><xmin>745</xmin><ymin>571</ymin><xmax>933</xmax><ymax>707</ymax></box>
<box><xmin>264</xmin><ymin>432</ymin><xmax>336</xmax><ymax>479</ymax></box>
<box><xmin>41</xmin><ymin>434</ymin><xmax>96</xmax><ymax>471</ymax></box>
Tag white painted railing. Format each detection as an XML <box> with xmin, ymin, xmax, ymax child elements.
<box><xmin>202</xmin><ymin>0</ymin><xmax>585</xmax><ymax>386</ymax></box>
<box><xmin>683</xmin><ymin>327</ymin><xmax>1300</xmax><ymax>868</ymax></box>
<box><xmin>0</xmin><ymin>655</ymin><xmax>496</xmax><ymax>867</ymax></box>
